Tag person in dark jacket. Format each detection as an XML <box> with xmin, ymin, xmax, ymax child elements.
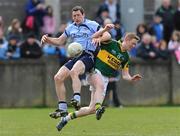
<box><xmin>137</xmin><ymin>33</ymin><xmax>158</xmax><ymax>60</ymax></box>
<box><xmin>97</xmin><ymin>0</ymin><xmax>120</xmax><ymax>23</ymax></box>
<box><xmin>6</xmin><ymin>35</ymin><xmax>20</xmax><ymax>59</ymax></box>
<box><xmin>157</xmin><ymin>40</ymin><xmax>170</xmax><ymax>60</ymax></box>
<box><xmin>156</xmin><ymin>0</ymin><xmax>175</xmax><ymax>42</ymax></box>
<box><xmin>20</xmin><ymin>33</ymin><xmax>42</xmax><ymax>58</ymax></box>
<box><xmin>174</xmin><ymin>0</ymin><xmax>180</xmax><ymax>31</ymax></box>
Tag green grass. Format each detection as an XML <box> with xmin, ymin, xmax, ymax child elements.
<box><xmin>0</xmin><ymin>107</ymin><xmax>180</xmax><ymax>136</ymax></box>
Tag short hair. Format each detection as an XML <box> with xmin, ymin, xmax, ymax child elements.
<box><xmin>125</xmin><ymin>32</ymin><xmax>140</xmax><ymax>41</ymax></box>
<box><xmin>172</xmin><ymin>30</ymin><xmax>180</xmax><ymax>42</ymax></box>
<box><xmin>72</xmin><ymin>6</ymin><xmax>85</xmax><ymax>15</ymax></box>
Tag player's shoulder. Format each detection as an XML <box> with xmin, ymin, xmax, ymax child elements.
<box><xmin>66</xmin><ymin>23</ymin><xmax>74</xmax><ymax>29</ymax></box>
<box><xmin>109</xmin><ymin>39</ymin><xmax>120</xmax><ymax>46</ymax></box>
<box><xmin>85</xmin><ymin>19</ymin><xmax>99</xmax><ymax>26</ymax></box>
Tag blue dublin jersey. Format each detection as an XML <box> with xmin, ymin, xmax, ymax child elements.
<box><xmin>63</xmin><ymin>19</ymin><xmax>100</xmax><ymax>52</ymax></box>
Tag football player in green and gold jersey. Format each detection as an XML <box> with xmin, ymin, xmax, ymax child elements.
<box><xmin>90</xmin><ymin>32</ymin><xmax>142</xmax><ymax>120</ymax></box>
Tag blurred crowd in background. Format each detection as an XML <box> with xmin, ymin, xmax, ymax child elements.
<box><xmin>0</xmin><ymin>0</ymin><xmax>179</xmax><ymax>64</ymax></box>
<box><xmin>0</xmin><ymin>0</ymin><xmax>179</xmax><ymax>107</ymax></box>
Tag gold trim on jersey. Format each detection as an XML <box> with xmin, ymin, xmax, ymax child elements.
<box><xmin>97</xmin><ymin>50</ymin><xmax>121</xmax><ymax>70</ymax></box>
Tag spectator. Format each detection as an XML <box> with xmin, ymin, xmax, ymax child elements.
<box><xmin>105</xmin><ymin>71</ymin><xmax>122</xmax><ymax>108</ymax></box>
<box><xmin>114</xmin><ymin>20</ymin><xmax>125</xmax><ymax>41</ymax></box>
<box><xmin>0</xmin><ymin>31</ymin><xmax>8</xmax><ymax>60</ymax></box>
<box><xmin>168</xmin><ymin>31</ymin><xmax>180</xmax><ymax>52</ymax></box>
<box><xmin>58</xmin><ymin>46</ymin><xmax>68</xmax><ymax>66</ymax></box>
<box><xmin>174</xmin><ymin>0</ymin><xmax>180</xmax><ymax>31</ymax></box>
<box><xmin>97</xmin><ymin>0</ymin><xmax>120</xmax><ymax>23</ymax></box>
<box><xmin>137</xmin><ymin>33</ymin><xmax>158</xmax><ymax>60</ymax></box>
<box><xmin>133</xmin><ymin>23</ymin><xmax>148</xmax><ymax>57</ymax></box>
<box><xmin>43</xmin><ymin>43</ymin><xmax>59</xmax><ymax>56</ymax></box>
<box><xmin>6</xmin><ymin>35</ymin><xmax>20</xmax><ymax>59</ymax></box>
<box><xmin>151</xmin><ymin>35</ymin><xmax>159</xmax><ymax>48</ymax></box>
<box><xmin>95</xmin><ymin>8</ymin><xmax>110</xmax><ymax>26</ymax></box>
<box><xmin>23</xmin><ymin>0</ymin><xmax>46</xmax><ymax>39</ymax></box>
<box><xmin>103</xmin><ymin>18</ymin><xmax>116</xmax><ymax>39</ymax></box>
<box><xmin>156</xmin><ymin>0</ymin><xmax>175</xmax><ymax>42</ymax></box>
<box><xmin>102</xmin><ymin>18</ymin><xmax>125</xmax><ymax>41</ymax></box>
<box><xmin>136</xmin><ymin>23</ymin><xmax>148</xmax><ymax>41</ymax></box>
<box><xmin>41</xmin><ymin>5</ymin><xmax>56</xmax><ymax>35</ymax></box>
<box><xmin>149</xmin><ymin>14</ymin><xmax>164</xmax><ymax>42</ymax></box>
<box><xmin>168</xmin><ymin>31</ymin><xmax>180</xmax><ymax>63</ymax></box>
<box><xmin>20</xmin><ymin>33</ymin><xmax>42</xmax><ymax>58</ymax></box>
<box><xmin>6</xmin><ymin>18</ymin><xmax>23</xmax><ymax>42</ymax></box>
<box><xmin>157</xmin><ymin>40</ymin><xmax>170</xmax><ymax>60</ymax></box>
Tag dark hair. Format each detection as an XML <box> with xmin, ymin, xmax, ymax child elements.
<box><xmin>8</xmin><ymin>34</ymin><xmax>19</xmax><ymax>41</ymax></box>
<box><xmin>26</xmin><ymin>32</ymin><xmax>35</xmax><ymax>39</ymax></box>
<box><xmin>136</xmin><ymin>23</ymin><xmax>147</xmax><ymax>33</ymax></box>
<box><xmin>72</xmin><ymin>6</ymin><xmax>84</xmax><ymax>15</ymax></box>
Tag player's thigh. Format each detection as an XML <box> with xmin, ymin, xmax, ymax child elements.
<box><xmin>79</xmin><ymin>53</ymin><xmax>94</xmax><ymax>73</ymax></box>
<box><xmin>55</xmin><ymin>65</ymin><xmax>70</xmax><ymax>80</ymax></box>
<box><xmin>71</xmin><ymin>60</ymin><xmax>85</xmax><ymax>75</ymax></box>
<box><xmin>90</xmin><ymin>69</ymin><xmax>109</xmax><ymax>95</ymax></box>
<box><xmin>91</xmin><ymin>72</ymin><xmax>104</xmax><ymax>89</ymax></box>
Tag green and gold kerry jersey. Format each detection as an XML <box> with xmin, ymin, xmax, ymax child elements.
<box><xmin>95</xmin><ymin>40</ymin><xmax>130</xmax><ymax>77</ymax></box>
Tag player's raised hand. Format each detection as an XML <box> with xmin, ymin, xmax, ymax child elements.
<box><xmin>131</xmin><ymin>74</ymin><xmax>142</xmax><ymax>81</ymax></box>
<box><xmin>104</xmin><ymin>24</ymin><xmax>114</xmax><ymax>31</ymax></box>
<box><xmin>92</xmin><ymin>37</ymin><xmax>101</xmax><ymax>46</ymax></box>
<box><xmin>41</xmin><ymin>34</ymin><xmax>48</xmax><ymax>46</ymax></box>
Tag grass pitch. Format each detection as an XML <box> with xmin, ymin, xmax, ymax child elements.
<box><xmin>0</xmin><ymin>107</ymin><xmax>180</xmax><ymax>136</ymax></box>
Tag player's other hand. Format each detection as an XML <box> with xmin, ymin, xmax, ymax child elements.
<box><xmin>92</xmin><ymin>37</ymin><xmax>101</xmax><ymax>46</ymax></box>
<box><xmin>104</xmin><ymin>24</ymin><xmax>114</xmax><ymax>31</ymax></box>
<box><xmin>131</xmin><ymin>74</ymin><xmax>142</xmax><ymax>81</ymax></box>
<box><xmin>41</xmin><ymin>34</ymin><xmax>48</xmax><ymax>46</ymax></box>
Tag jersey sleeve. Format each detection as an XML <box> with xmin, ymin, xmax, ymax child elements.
<box><xmin>63</xmin><ymin>24</ymin><xmax>72</xmax><ymax>37</ymax></box>
<box><xmin>89</xmin><ymin>21</ymin><xmax>101</xmax><ymax>32</ymax></box>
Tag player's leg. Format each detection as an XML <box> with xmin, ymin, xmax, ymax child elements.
<box><xmin>111</xmin><ymin>81</ymin><xmax>122</xmax><ymax>107</ymax></box>
<box><xmin>56</xmin><ymin>90</ymin><xmax>96</xmax><ymax>131</ymax></box>
<box><xmin>73</xmin><ymin>90</ymin><xmax>96</xmax><ymax>117</ymax></box>
<box><xmin>70</xmin><ymin>53</ymin><xmax>94</xmax><ymax>110</ymax></box>
<box><xmin>90</xmin><ymin>69</ymin><xmax>109</xmax><ymax>120</ymax></box>
<box><xmin>68</xmin><ymin>90</ymin><xmax>96</xmax><ymax>120</ymax></box>
<box><xmin>69</xmin><ymin>60</ymin><xmax>85</xmax><ymax>110</ymax></box>
<box><xmin>50</xmin><ymin>66</ymin><xmax>70</xmax><ymax>119</ymax></box>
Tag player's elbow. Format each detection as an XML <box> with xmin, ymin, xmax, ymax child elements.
<box><xmin>122</xmin><ymin>75</ymin><xmax>131</xmax><ymax>81</ymax></box>
<box><xmin>101</xmin><ymin>32</ymin><xmax>111</xmax><ymax>42</ymax></box>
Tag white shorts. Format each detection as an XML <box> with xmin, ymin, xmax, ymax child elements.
<box><xmin>88</xmin><ymin>69</ymin><xmax>109</xmax><ymax>96</ymax></box>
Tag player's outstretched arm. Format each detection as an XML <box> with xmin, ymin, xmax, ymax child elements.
<box><xmin>41</xmin><ymin>34</ymin><xmax>67</xmax><ymax>47</ymax></box>
<box><xmin>92</xmin><ymin>24</ymin><xmax>114</xmax><ymax>38</ymax></box>
<box><xmin>92</xmin><ymin>32</ymin><xmax>111</xmax><ymax>46</ymax></box>
<box><xmin>122</xmin><ymin>68</ymin><xmax>142</xmax><ymax>82</ymax></box>
<box><xmin>92</xmin><ymin>24</ymin><xmax>114</xmax><ymax>45</ymax></box>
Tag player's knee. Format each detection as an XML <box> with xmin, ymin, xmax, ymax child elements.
<box><xmin>54</xmin><ymin>73</ymin><xmax>64</xmax><ymax>83</ymax></box>
<box><xmin>70</xmin><ymin>69</ymin><xmax>79</xmax><ymax>77</ymax></box>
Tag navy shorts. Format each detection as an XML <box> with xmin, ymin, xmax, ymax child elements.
<box><xmin>64</xmin><ymin>51</ymin><xmax>95</xmax><ymax>73</ymax></box>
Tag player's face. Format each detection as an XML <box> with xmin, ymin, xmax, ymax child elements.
<box><xmin>126</xmin><ymin>39</ymin><xmax>137</xmax><ymax>50</ymax></box>
<box><xmin>72</xmin><ymin>10</ymin><xmax>84</xmax><ymax>25</ymax></box>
